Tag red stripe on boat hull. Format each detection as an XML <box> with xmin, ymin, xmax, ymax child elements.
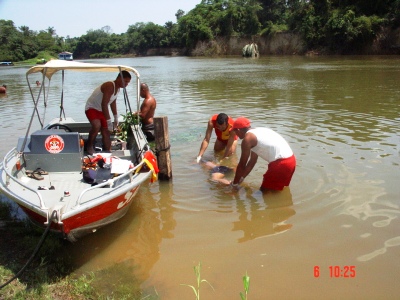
<box><xmin>19</xmin><ymin>186</ymin><xmax>140</xmax><ymax>241</ymax></box>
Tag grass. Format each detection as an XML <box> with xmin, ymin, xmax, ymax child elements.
<box><xmin>0</xmin><ymin>199</ymin><xmax>153</xmax><ymax>299</ymax></box>
<box><xmin>12</xmin><ymin>51</ymin><xmax>57</xmax><ymax>66</ymax></box>
<box><xmin>180</xmin><ymin>263</ymin><xmax>251</xmax><ymax>300</ymax></box>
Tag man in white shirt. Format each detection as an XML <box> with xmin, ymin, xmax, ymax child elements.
<box><xmin>230</xmin><ymin>117</ymin><xmax>296</xmax><ymax>191</ymax></box>
<box><xmin>85</xmin><ymin>71</ymin><xmax>131</xmax><ymax>155</ymax></box>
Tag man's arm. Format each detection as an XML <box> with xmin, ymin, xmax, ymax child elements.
<box><xmin>110</xmin><ymin>100</ymin><xmax>118</xmax><ymax>128</ymax></box>
<box><xmin>100</xmin><ymin>82</ymin><xmax>114</xmax><ymax>120</ymax></box>
<box><xmin>197</xmin><ymin>119</ymin><xmax>214</xmax><ymax>160</ymax></box>
<box><xmin>232</xmin><ymin>132</ymin><xmax>257</xmax><ymax>185</ymax></box>
<box><xmin>243</xmin><ymin>151</ymin><xmax>258</xmax><ymax>178</ymax></box>
<box><xmin>222</xmin><ymin>130</ymin><xmax>237</xmax><ymax>158</ymax></box>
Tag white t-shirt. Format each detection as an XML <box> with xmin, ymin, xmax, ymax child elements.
<box><xmin>248</xmin><ymin>127</ymin><xmax>293</xmax><ymax>163</ymax></box>
<box><xmin>85</xmin><ymin>81</ymin><xmax>119</xmax><ymax>111</ymax></box>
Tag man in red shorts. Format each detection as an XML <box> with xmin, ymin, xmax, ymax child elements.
<box><xmin>85</xmin><ymin>71</ymin><xmax>131</xmax><ymax>155</ymax></box>
<box><xmin>196</xmin><ymin>113</ymin><xmax>238</xmax><ymax>162</ymax></box>
<box><xmin>230</xmin><ymin>117</ymin><xmax>296</xmax><ymax>191</ymax></box>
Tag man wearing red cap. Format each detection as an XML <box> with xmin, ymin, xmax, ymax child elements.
<box><xmin>196</xmin><ymin>113</ymin><xmax>238</xmax><ymax>162</ymax></box>
<box><xmin>231</xmin><ymin>117</ymin><xmax>296</xmax><ymax>191</ymax></box>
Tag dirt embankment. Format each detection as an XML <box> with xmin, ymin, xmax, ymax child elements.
<box><xmin>145</xmin><ymin>28</ymin><xmax>400</xmax><ymax>56</ymax></box>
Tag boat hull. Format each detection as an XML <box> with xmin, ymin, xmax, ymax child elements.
<box><xmin>18</xmin><ymin>186</ymin><xmax>140</xmax><ymax>242</ymax></box>
<box><xmin>0</xmin><ymin>146</ymin><xmax>153</xmax><ymax>242</ymax></box>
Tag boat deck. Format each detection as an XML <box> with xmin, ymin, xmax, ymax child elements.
<box><xmin>22</xmin><ymin>171</ymin><xmax>89</xmax><ymax>194</ymax></box>
<box><xmin>5</xmin><ymin>160</ymin><xmax>150</xmax><ymax>218</ymax></box>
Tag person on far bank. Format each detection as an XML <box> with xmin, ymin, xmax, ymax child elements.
<box><xmin>85</xmin><ymin>70</ymin><xmax>132</xmax><ymax>155</ymax></box>
<box><xmin>196</xmin><ymin>113</ymin><xmax>238</xmax><ymax>162</ymax></box>
<box><xmin>137</xmin><ymin>83</ymin><xmax>157</xmax><ymax>141</ymax></box>
<box><xmin>230</xmin><ymin>117</ymin><xmax>296</xmax><ymax>192</ymax></box>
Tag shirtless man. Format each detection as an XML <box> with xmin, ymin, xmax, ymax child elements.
<box><xmin>138</xmin><ymin>83</ymin><xmax>157</xmax><ymax>141</ymax></box>
<box><xmin>85</xmin><ymin>71</ymin><xmax>131</xmax><ymax>154</ymax></box>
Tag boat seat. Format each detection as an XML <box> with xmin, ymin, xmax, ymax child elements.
<box><xmin>21</xmin><ymin>130</ymin><xmax>83</xmax><ymax>172</ymax></box>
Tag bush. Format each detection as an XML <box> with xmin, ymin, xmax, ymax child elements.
<box><xmin>260</xmin><ymin>21</ymin><xmax>289</xmax><ymax>36</ymax></box>
<box><xmin>326</xmin><ymin>10</ymin><xmax>384</xmax><ymax>53</ymax></box>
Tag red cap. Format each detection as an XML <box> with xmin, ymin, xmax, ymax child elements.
<box><xmin>232</xmin><ymin>117</ymin><xmax>251</xmax><ymax>129</ymax></box>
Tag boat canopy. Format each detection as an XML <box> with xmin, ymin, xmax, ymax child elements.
<box><xmin>24</xmin><ymin>59</ymin><xmax>141</xmax><ymax>135</ymax></box>
<box><xmin>26</xmin><ymin>59</ymin><xmax>140</xmax><ymax>80</ymax></box>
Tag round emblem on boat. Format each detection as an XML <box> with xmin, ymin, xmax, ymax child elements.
<box><xmin>45</xmin><ymin>135</ymin><xmax>65</xmax><ymax>153</ymax></box>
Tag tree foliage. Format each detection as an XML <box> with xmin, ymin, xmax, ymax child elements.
<box><xmin>1</xmin><ymin>0</ymin><xmax>399</xmax><ymax>61</ymax></box>
<box><xmin>0</xmin><ymin>20</ymin><xmax>75</xmax><ymax>61</ymax></box>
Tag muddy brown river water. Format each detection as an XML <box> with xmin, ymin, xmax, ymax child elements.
<box><xmin>1</xmin><ymin>55</ymin><xmax>399</xmax><ymax>299</ymax></box>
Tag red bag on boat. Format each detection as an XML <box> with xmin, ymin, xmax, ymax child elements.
<box><xmin>143</xmin><ymin>151</ymin><xmax>159</xmax><ymax>183</ymax></box>
<box><xmin>144</xmin><ymin>151</ymin><xmax>159</xmax><ymax>173</ymax></box>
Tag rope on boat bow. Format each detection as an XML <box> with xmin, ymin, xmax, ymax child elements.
<box><xmin>0</xmin><ymin>210</ymin><xmax>58</xmax><ymax>290</ymax></box>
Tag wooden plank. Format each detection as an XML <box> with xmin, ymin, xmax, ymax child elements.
<box><xmin>154</xmin><ymin>116</ymin><xmax>172</xmax><ymax>180</ymax></box>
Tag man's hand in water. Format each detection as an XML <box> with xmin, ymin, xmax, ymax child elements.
<box><xmin>230</xmin><ymin>181</ymin><xmax>240</xmax><ymax>190</ymax></box>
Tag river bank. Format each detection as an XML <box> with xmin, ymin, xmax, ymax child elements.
<box><xmin>143</xmin><ymin>28</ymin><xmax>400</xmax><ymax>57</ymax></box>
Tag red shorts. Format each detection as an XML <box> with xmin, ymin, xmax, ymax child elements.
<box><xmin>85</xmin><ymin>109</ymin><xmax>107</xmax><ymax>128</ymax></box>
<box><xmin>261</xmin><ymin>155</ymin><xmax>296</xmax><ymax>191</ymax></box>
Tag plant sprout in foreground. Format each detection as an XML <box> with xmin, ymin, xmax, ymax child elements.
<box><xmin>240</xmin><ymin>271</ymin><xmax>250</xmax><ymax>300</ymax></box>
<box><xmin>181</xmin><ymin>262</ymin><xmax>214</xmax><ymax>300</ymax></box>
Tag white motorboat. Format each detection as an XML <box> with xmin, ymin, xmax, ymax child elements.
<box><xmin>0</xmin><ymin>60</ymin><xmax>158</xmax><ymax>242</ymax></box>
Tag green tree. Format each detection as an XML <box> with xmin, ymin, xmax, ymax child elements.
<box><xmin>74</xmin><ymin>28</ymin><xmax>115</xmax><ymax>58</ymax></box>
<box><xmin>0</xmin><ymin>20</ymin><xmax>18</xmax><ymax>60</ymax></box>
<box><xmin>1</xmin><ymin>0</ymin><xmax>400</xmax><ymax>60</ymax></box>
<box><xmin>178</xmin><ymin>14</ymin><xmax>214</xmax><ymax>48</ymax></box>
<box><xmin>258</xmin><ymin>0</ymin><xmax>288</xmax><ymax>26</ymax></box>
<box><xmin>222</xmin><ymin>0</ymin><xmax>262</xmax><ymax>36</ymax></box>
<box><xmin>330</xmin><ymin>0</ymin><xmax>395</xmax><ymax>16</ymax></box>
<box><xmin>177</xmin><ymin>0</ymin><xmax>262</xmax><ymax>49</ymax></box>
<box><xmin>125</xmin><ymin>22</ymin><xmax>169</xmax><ymax>54</ymax></box>
<box><xmin>175</xmin><ymin>9</ymin><xmax>186</xmax><ymax>21</ymax></box>
<box><xmin>0</xmin><ymin>20</ymin><xmax>42</xmax><ymax>61</ymax></box>
<box><xmin>162</xmin><ymin>21</ymin><xmax>182</xmax><ymax>47</ymax></box>
<box><xmin>287</xmin><ymin>1</ymin><xmax>323</xmax><ymax>48</ymax></box>
<box><xmin>326</xmin><ymin>9</ymin><xmax>384</xmax><ymax>53</ymax></box>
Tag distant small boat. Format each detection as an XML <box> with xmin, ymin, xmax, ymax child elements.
<box><xmin>0</xmin><ymin>62</ymin><xmax>14</xmax><ymax>66</ymax></box>
<box><xmin>58</xmin><ymin>51</ymin><xmax>73</xmax><ymax>61</ymax></box>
